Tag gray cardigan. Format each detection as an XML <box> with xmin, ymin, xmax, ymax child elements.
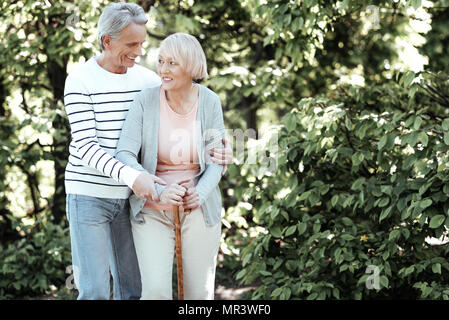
<box><xmin>115</xmin><ymin>84</ymin><xmax>225</xmax><ymax>226</ymax></box>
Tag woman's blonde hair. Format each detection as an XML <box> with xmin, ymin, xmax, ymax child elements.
<box><xmin>159</xmin><ymin>33</ymin><xmax>209</xmax><ymax>80</ymax></box>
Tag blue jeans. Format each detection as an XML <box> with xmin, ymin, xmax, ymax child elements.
<box><xmin>66</xmin><ymin>194</ymin><xmax>141</xmax><ymax>300</ymax></box>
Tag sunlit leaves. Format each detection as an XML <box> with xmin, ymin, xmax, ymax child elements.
<box><xmin>237</xmin><ymin>68</ymin><xmax>449</xmax><ymax>300</ymax></box>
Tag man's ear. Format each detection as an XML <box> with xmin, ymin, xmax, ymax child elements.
<box><xmin>102</xmin><ymin>34</ymin><xmax>111</xmax><ymax>49</ymax></box>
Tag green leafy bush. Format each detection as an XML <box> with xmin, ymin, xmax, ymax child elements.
<box><xmin>0</xmin><ymin>215</ymin><xmax>72</xmax><ymax>299</ymax></box>
<box><xmin>236</xmin><ymin>71</ymin><xmax>449</xmax><ymax>299</ymax></box>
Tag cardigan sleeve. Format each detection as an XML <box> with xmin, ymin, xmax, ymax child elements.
<box><xmin>115</xmin><ymin>91</ymin><xmax>149</xmax><ymax>171</ymax></box>
<box><xmin>115</xmin><ymin>90</ymin><xmax>166</xmax><ymax>196</ymax></box>
<box><xmin>195</xmin><ymin>94</ymin><xmax>226</xmax><ymax>205</ymax></box>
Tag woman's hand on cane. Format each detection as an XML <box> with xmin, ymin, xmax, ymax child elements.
<box><xmin>159</xmin><ymin>183</ymin><xmax>187</xmax><ymax>206</ymax></box>
<box><xmin>181</xmin><ymin>186</ymin><xmax>200</xmax><ymax>213</ymax></box>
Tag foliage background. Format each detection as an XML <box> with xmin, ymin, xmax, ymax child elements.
<box><xmin>0</xmin><ymin>0</ymin><xmax>448</xmax><ymax>299</ymax></box>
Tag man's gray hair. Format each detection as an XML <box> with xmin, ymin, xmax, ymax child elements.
<box><xmin>97</xmin><ymin>2</ymin><xmax>148</xmax><ymax>51</ymax></box>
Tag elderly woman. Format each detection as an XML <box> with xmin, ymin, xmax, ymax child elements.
<box><xmin>116</xmin><ymin>33</ymin><xmax>226</xmax><ymax>300</ymax></box>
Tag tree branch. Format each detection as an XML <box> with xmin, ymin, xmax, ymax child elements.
<box><xmin>418</xmin><ymin>83</ymin><xmax>449</xmax><ymax>107</ymax></box>
<box><xmin>147</xmin><ymin>31</ymin><xmax>166</xmax><ymax>41</ymax></box>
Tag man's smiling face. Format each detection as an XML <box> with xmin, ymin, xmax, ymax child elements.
<box><xmin>103</xmin><ymin>22</ymin><xmax>146</xmax><ymax>72</ymax></box>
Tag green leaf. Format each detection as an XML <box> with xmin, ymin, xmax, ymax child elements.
<box><xmin>284</xmin><ymin>113</ymin><xmax>296</xmax><ymax>132</ymax></box>
<box><xmin>380</xmin><ymin>276</ymin><xmax>389</xmax><ymax>288</ymax></box>
<box><xmin>273</xmin><ymin>259</ymin><xmax>283</xmax><ymax>270</ymax></box>
<box><xmin>297</xmin><ymin>222</ymin><xmax>307</xmax><ymax>235</ymax></box>
<box><xmin>292</xmin><ymin>17</ymin><xmax>304</xmax><ymax>31</ymax></box>
<box><xmin>378</xmin><ymin>135</ymin><xmax>387</xmax><ymax>150</ymax></box>
<box><xmin>379</xmin><ymin>205</ymin><xmax>393</xmax><ymax>222</ymax></box>
<box><xmin>307</xmin><ymin>292</ymin><xmax>318</xmax><ymax>300</ymax></box>
<box><xmin>283</xmin><ymin>287</ymin><xmax>292</xmax><ymax>300</ymax></box>
<box><xmin>332</xmin><ymin>288</ymin><xmax>340</xmax><ymax>299</ymax></box>
<box><xmin>260</xmin><ymin>270</ymin><xmax>272</xmax><ymax>276</ymax></box>
<box><xmin>242</xmin><ymin>253</ymin><xmax>252</xmax><ymax>266</ymax></box>
<box><xmin>432</xmin><ymin>263</ymin><xmax>441</xmax><ymax>274</ymax></box>
<box><xmin>319</xmin><ymin>184</ymin><xmax>330</xmax><ymax>195</ymax></box>
<box><xmin>420</xmin><ymin>198</ymin><xmax>432</xmax><ymax>209</ymax></box>
<box><xmin>378</xmin><ymin>197</ymin><xmax>390</xmax><ymax>208</ymax></box>
<box><xmin>429</xmin><ymin>215</ymin><xmax>445</xmax><ymax>229</ymax></box>
<box><xmin>405</xmin><ymin>115</ymin><xmax>415</xmax><ymax>128</ymax></box>
<box><xmin>341</xmin><ymin>234</ymin><xmax>355</xmax><ymax>241</ymax></box>
<box><xmin>403</xmin><ymin>155</ymin><xmax>416</xmax><ymax>170</ymax></box>
<box><xmin>419</xmin><ymin>182</ymin><xmax>432</xmax><ymax>195</ymax></box>
<box><xmin>270</xmin><ymin>207</ymin><xmax>280</xmax><ymax>219</ymax></box>
<box><xmin>419</xmin><ymin>131</ymin><xmax>428</xmax><ymax>147</ymax></box>
<box><xmin>352</xmin><ymin>152</ymin><xmax>363</xmax><ymax>166</ymax></box>
<box><xmin>404</xmin><ymin>265</ymin><xmax>415</xmax><ymax>276</ymax></box>
<box><xmin>413</xmin><ymin>116</ymin><xmax>423</xmax><ymax>130</ymax></box>
<box><xmin>351</xmin><ymin>177</ymin><xmax>365</xmax><ymax>190</ymax></box>
<box><xmin>442</xmin><ymin>118</ymin><xmax>449</xmax><ymax>131</ymax></box>
<box><xmin>389</xmin><ymin>229</ymin><xmax>401</xmax><ymax>241</ymax></box>
<box><xmin>445</xmin><ymin>132</ymin><xmax>449</xmax><ymax>145</ymax></box>
<box><xmin>270</xmin><ymin>225</ymin><xmax>282</xmax><ymax>238</ymax></box>
<box><xmin>236</xmin><ymin>269</ymin><xmax>246</xmax><ymax>280</ymax></box>
<box><xmin>444</xmin><ymin>184</ymin><xmax>449</xmax><ymax>195</ymax></box>
<box><xmin>280</xmin><ymin>210</ymin><xmax>289</xmax><ymax>221</ymax></box>
<box><xmin>408</xmin><ymin>84</ymin><xmax>419</xmax><ymax>98</ymax></box>
<box><xmin>285</xmin><ymin>191</ymin><xmax>298</xmax><ymax>208</ymax></box>
<box><xmin>285</xmin><ymin>225</ymin><xmax>296</xmax><ymax>236</ymax></box>
<box><xmin>402</xmin><ymin>228</ymin><xmax>410</xmax><ymax>239</ymax></box>
<box><xmin>341</xmin><ymin>217</ymin><xmax>353</xmax><ymax>226</ymax></box>
<box><xmin>271</xmin><ymin>287</ymin><xmax>283</xmax><ymax>297</ymax></box>
<box><xmin>331</xmin><ymin>194</ymin><xmax>339</xmax><ymax>207</ymax></box>
<box><xmin>409</xmin><ymin>131</ymin><xmax>419</xmax><ymax>147</ymax></box>
<box><xmin>298</xmin><ymin>190</ymin><xmax>311</xmax><ymax>202</ymax></box>
<box><xmin>403</xmin><ymin>71</ymin><xmax>415</xmax><ymax>88</ymax></box>
<box><xmin>357</xmin><ymin>124</ymin><xmax>368</xmax><ymax>140</ymax></box>
<box><xmin>286</xmin><ymin>260</ymin><xmax>297</xmax><ymax>272</ymax></box>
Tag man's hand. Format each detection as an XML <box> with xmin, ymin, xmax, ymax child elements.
<box><xmin>209</xmin><ymin>138</ymin><xmax>232</xmax><ymax>175</ymax></box>
<box><xmin>132</xmin><ymin>172</ymin><xmax>166</xmax><ymax>202</ymax></box>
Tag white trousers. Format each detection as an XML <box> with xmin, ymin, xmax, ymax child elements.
<box><xmin>131</xmin><ymin>206</ymin><xmax>221</xmax><ymax>300</ymax></box>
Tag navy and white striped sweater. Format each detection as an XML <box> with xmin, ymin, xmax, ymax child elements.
<box><xmin>63</xmin><ymin>56</ymin><xmax>161</xmax><ymax>199</ymax></box>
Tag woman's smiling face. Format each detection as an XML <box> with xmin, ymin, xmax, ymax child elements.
<box><xmin>157</xmin><ymin>52</ymin><xmax>192</xmax><ymax>91</ymax></box>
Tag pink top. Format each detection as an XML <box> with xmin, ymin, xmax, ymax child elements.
<box><xmin>144</xmin><ymin>87</ymin><xmax>200</xmax><ymax>210</ymax></box>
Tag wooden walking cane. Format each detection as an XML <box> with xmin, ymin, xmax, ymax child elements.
<box><xmin>173</xmin><ymin>179</ymin><xmax>192</xmax><ymax>300</ymax></box>
<box><xmin>173</xmin><ymin>205</ymin><xmax>185</xmax><ymax>300</ymax></box>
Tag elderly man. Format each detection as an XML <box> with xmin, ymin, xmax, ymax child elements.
<box><xmin>63</xmin><ymin>2</ymin><xmax>230</xmax><ymax>300</ymax></box>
